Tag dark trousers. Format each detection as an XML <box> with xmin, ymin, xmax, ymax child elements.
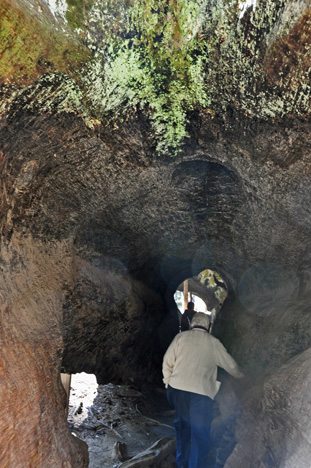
<box><xmin>167</xmin><ymin>385</ymin><xmax>214</xmax><ymax>468</ymax></box>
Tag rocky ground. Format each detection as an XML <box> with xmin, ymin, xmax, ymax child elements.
<box><xmin>67</xmin><ymin>373</ymin><xmax>177</xmax><ymax>468</ymax></box>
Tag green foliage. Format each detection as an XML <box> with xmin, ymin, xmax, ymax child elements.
<box><xmin>73</xmin><ymin>0</ymin><xmax>297</xmax><ymax>154</ymax></box>
<box><xmin>110</xmin><ymin>0</ymin><xmax>210</xmax><ymax>154</ymax></box>
<box><xmin>0</xmin><ymin>0</ymin><xmax>90</xmax><ymax>85</ymax></box>
<box><xmin>77</xmin><ymin>0</ymin><xmax>212</xmax><ymax>155</ymax></box>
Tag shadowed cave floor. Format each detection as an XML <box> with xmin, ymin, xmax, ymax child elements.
<box><xmin>67</xmin><ymin>374</ymin><xmax>229</xmax><ymax>467</ymax></box>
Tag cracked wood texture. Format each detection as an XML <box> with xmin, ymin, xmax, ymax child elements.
<box><xmin>0</xmin><ymin>1</ymin><xmax>311</xmax><ymax>467</ymax></box>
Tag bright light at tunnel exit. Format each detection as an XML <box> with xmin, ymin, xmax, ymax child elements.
<box><xmin>69</xmin><ymin>373</ymin><xmax>98</xmax><ymax>409</ymax></box>
<box><xmin>174</xmin><ymin>291</ymin><xmax>210</xmax><ymax>314</ymax></box>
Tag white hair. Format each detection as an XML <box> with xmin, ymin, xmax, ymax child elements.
<box><xmin>190</xmin><ymin>312</ymin><xmax>210</xmax><ymax>329</ymax></box>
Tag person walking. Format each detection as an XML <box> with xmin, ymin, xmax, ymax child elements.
<box><xmin>162</xmin><ymin>312</ymin><xmax>244</xmax><ymax>468</ymax></box>
<box><xmin>180</xmin><ymin>301</ymin><xmax>196</xmax><ymax>331</ymax></box>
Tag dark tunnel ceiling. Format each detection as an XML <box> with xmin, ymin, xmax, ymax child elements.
<box><xmin>159</xmin><ymin>159</ymin><xmax>245</xmax><ymax>287</ymax></box>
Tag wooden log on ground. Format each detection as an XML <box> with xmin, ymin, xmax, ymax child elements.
<box><xmin>118</xmin><ymin>436</ymin><xmax>176</xmax><ymax>468</ymax></box>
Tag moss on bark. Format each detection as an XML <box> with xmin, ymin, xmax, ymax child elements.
<box><xmin>0</xmin><ymin>0</ymin><xmax>89</xmax><ymax>85</ymax></box>
<box><xmin>1</xmin><ymin>0</ymin><xmax>311</xmax><ymax>155</ymax></box>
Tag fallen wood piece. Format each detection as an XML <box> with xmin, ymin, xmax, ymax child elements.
<box><xmin>113</xmin><ymin>441</ymin><xmax>128</xmax><ymax>461</ymax></box>
<box><xmin>118</xmin><ymin>436</ymin><xmax>176</xmax><ymax>468</ymax></box>
<box><xmin>142</xmin><ymin>415</ymin><xmax>175</xmax><ymax>431</ymax></box>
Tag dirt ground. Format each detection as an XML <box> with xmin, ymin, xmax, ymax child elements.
<box><xmin>67</xmin><ymin>373</ymin><xmax>177</xmax><ymax>468</ymax></box>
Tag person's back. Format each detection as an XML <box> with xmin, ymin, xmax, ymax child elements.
<box><xmin>163</xmin><ymin>312</ymin><xmax>243</xmax><ymax>468</ymax></box>
<box><xmin>164</xmin><ymin>323</ymin><xmax>242</xmax><ymax>399</ymax></box>
<box><xmin>180</xmin><ymin>301</ymin><xmax>196</xmax><ymax>331</ymax></box>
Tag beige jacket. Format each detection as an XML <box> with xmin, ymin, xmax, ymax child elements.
<box><xmin>162</xmin><ymin>328</ymin><xmax>243</xmax><ymax>399</ymax></box>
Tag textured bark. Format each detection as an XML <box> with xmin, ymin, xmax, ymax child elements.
<box><xmin>225</xmin><ymin>349</ymin><xmax>311</xmax><ymax>468</ymax></box>
<box><xmin>1</xmin><ymin>1</ymin><xmax>311</xmax><ymax>467</ymax></box>
<box><xmin>0</xmin><ymin>237</ymin><xmax>89</xmax><ymax>467</ymax></box>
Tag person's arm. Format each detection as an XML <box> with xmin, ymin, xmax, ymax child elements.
<box><xmin>162</xmin><ymin>336</ymin><xmax>178</xmax><ymax>387</ymax></box>
<box><xmin>214</xmin><ymin>338</ymin><xmax>244</xmax><ymax>378</ymax></box>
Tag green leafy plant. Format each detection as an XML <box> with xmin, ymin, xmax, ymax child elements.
<box><xmin>75</xmin><ymin>0</ymin><xmax>211</xmax><ymax>155</ymax></box>
<box><xmin>70</xmin><ymin>0</ymin><xmax>293</xmax><ymax>154</ymax></box>
<box><xmin>107</xmin><ymin>0</ymin><xmax>210</xmax><ymax>154</ymax></box>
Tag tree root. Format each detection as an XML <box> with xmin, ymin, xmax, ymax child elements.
<box><xmin>118</xmin><ymin>436</ymin><xmax>176</xmax><ymax>468</ymax></box>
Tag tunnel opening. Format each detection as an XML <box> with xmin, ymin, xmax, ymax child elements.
<box><xmin>173</xmin><ymin>268</ymin><xmax>228</xmax><ymax>332</ymax></box>
<box><xmin>162</xmin><ymin>267</ymin><xmax>241</xmax><ymax>467</ymax></box>
<box><xmin>61</xmin><ymin>266</ymin><xmax>235</xmax><ymax>468</ymax></box>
